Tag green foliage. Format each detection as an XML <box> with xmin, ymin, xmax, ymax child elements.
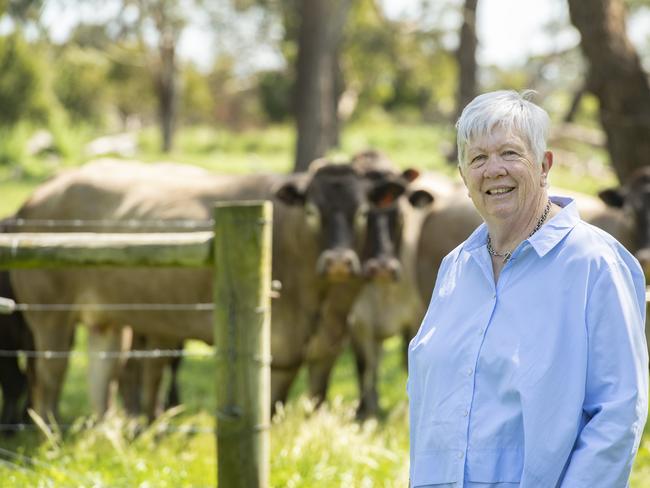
<box><xmin>258</xmin><ymin>69</ymin><xmax>293</xmax><ymax>122</ymax></box>
<box><xmin>0</xmin><ymin>33</ymin><xmax>52</xmax><ymax>127</ymax></box>
<box><xmin>106</xmin><ymin>43</ymin><xmax>157</xmax><ymax>124</ymax></box>
<box><xmin>341</xmin><ymin>0</ymin><xmax>457</xmax><ymax>121</ymax></box>
<box><xmin>0</xmin><ymin>121</ymin><xmax>32</xmax><ymax>170</ymax></box>
<box><xmin>180</xmin><ymin>64</ymin><xmax>215</xmax><ymax>124</ymax></box>
<box><xmin>53</xmin><ymin>45</ymin><xmax>111</xmax><ymax>125</ymax></box>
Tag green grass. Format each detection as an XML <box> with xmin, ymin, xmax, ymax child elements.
<box><xmin>0</xmin><ymin>121</ymin><xmax>638</xmax><ymax>486</ymax></box>
<box><xmin>0</xmin><ymin>333</ymin><xmax>409</xmax><ymax>487</ymax></box>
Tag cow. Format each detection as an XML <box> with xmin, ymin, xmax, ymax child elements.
<box><xmin>596</xmin><ymin>167</ymin><xmax>650</xmax><ymax>278</ymax></box>
<box><xmin>8</xmin><ymin>158</ymin><xmax>413</xmax><ymax>421</ymax></box>
<box><xmin>348</xmin><ymin>172</ymin><xmax>481</xmax><ymax>418</ymax></box>
<box><xmin>301</xmin><ymin>151</ymin><xmax>428</xmax><ymax>409</ymax></box>
<box><xmin>0</xmin><ymin>269</ymin><xmax>35</xmax><ymax>434</ymax></box>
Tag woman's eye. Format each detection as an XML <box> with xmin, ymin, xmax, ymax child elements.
<box><xmin>470</xmin><ymin>155</ymin><xmax>486</xmax><ymax>164</ymax></box>
<box><xmin>502</xmin><ymin>150</ymin><xmax>519</xmax><ymax>160</ymax></box>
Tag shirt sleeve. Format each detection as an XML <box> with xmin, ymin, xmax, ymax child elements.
<box><xmin>560</xmin><ymin>260</ymin><xmax>648</xmax><ymax>487</ymax></box>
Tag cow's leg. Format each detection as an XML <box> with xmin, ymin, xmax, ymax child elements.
<box><xmin>350</xmin><ymin>330</ymin><xmax>381</xmax><ymax>419</ymax></box>
<box><xmin>140</xmin><ymin>335</ymin><xmax>179</xmax><ymax>421</ymax></box>
<box><xmin>87</xmin><ymin>325</ymin><xmax>123</xmax><ymax>416</ymax></box>
<box><xmin>270</xmin><ymin>366</ymin><xmax>300</xmax><ymax>414</ymax></box>
<box><xmin>29</xmin><ymin>320</ymin><xmax>76</xmax><ymax>422</ymax></box>
<box><xmin>141</xmin><ymin>358</ymin><xmax>165</xmax><ymax>421</ymax></box>
<box><xmin>164</xmin><ymin>348</ymin><xmax>183</xmax><ymax>409</ymax></box>
<box><xmin>118</xmin><ymin>330</ymin><xmax>144</xmax><ymax>416</ymax></box>
<box><xmin>306</xmin><ymin>354</ymin><xmax>339</xmax><ymax>407</ymax></box>
<box><xmin>0</xmin><ymin>356</ymin><xmax>27</xmax><ymax>431</ymax></box>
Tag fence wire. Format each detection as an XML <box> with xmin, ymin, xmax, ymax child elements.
<box><xmin>2</xmin><ymin>218</ymin><xmax>214</xmax><ymax>230</ymax></box>
<box><xmin>0</xmin><ymin>348</ymin><xmax>215</xmax><ymax>359</ymax></box>
<box><xmin>0</xmin><ymin>423</ymin><xmax>215</xmax><ymax>434</ymax></box>
<box><xmin>13</xmin><ymin>302</ymin><xmax>215</xmax><ymax>312</ymax></box>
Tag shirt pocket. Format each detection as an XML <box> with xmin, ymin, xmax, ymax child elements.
<box><xmin>465</xmin><ymin>448</ymin><xmax>523</xmax><ymax>483</ymax></box>
<box><xmin>411</xmin><ymin>451</ymin><xmax>459</xmax><ymax>486</ymax></box>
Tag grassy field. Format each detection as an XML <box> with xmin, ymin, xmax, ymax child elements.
<box><xmin>0</xmin><ymin>121</ymin><xmax>643</xmax><ymax>486</ymax></box>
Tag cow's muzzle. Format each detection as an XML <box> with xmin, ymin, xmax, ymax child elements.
<box><xmin>316</xmin><ymin>249</ymin><xmax>361</xmax><ymax>281</ymax></box>
<box><xmin>362</xmin><ymin>256</ymin><xmax>402</xmax><ymax>282</ymax></box>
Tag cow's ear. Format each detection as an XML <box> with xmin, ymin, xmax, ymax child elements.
<box><xmin>369</xmin><ymin>181</ymin><xmax>406</xmax><ymax>208</ymax></box>
<box><xmin>598</xmin><ymin>188</ymin><xmax>625</xmax><ymax>208</ymax></box>
<box><xmin>401</xmin><ymin>168</ymin><xmax>420</xmax><ymax>182</ymax></box>
<box><xmin>408</xmin><ymin>189</ymin><xmax>435</xmax><ymax>208</ymax></box>
<box><xmin>275</xmin><ymin>182</ymin><xmax>307</xmax><ymax>206</ymax></box>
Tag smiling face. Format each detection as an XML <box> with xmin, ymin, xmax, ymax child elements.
<box><xmin>459</xmin><ymin>125</ymin><xmax>552</xmax><ymax>227</ymax></box>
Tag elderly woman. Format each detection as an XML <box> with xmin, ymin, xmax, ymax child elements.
<box><xmin>407</xmin><ymin>90</ymin><xmax>648</xmax><ymax>487</ymax></box>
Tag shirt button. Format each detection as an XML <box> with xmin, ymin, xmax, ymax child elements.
<box><xmin>466</xmin><ymin>368</ymin><xmax>473</xmax><ymax>376</ymax></box>
<box><xmin>478</xmin><ymin>328</ymin><xmax>484</xmax><ymax>335</ymax></box>
<box><xmin>458</xmin><ymin>451</ymin><xmax>464</xmax><ymax>459</ymax></box>
<box><xmin>463</xmin><ymin>409</ymin><xmax>469</xmax><ymax>417</ymax></box>
<box><xmin>492</xmin><ymin>293</ymin><xmax>497</xmax><ymax>299</ymax></box>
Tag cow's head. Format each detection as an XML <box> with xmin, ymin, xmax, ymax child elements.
<box><xmin>350</xmin><ymin>151</ymin><xmax>434</xmax><ymax>281</ymax></box>
<box><xmin>275</xmin><ymin>161</ymin><xmax>374</xmax><ymax>282</ymax></box>
<box><xmin>599</xmin><ymin>167</ymin><xmax>650</xmax><ymax>278</ymax></box>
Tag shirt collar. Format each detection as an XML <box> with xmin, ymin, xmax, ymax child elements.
<box><xmin>457</xmin><ymin>196</ymin><xmax>580</xmax><ymax>261</ymax></box>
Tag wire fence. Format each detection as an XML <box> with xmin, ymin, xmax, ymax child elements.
<box><xmin>2</xmin><ymin>218</ymin><xmax>214</xmax><ymax>230</ymax></box>
<box><xmin>0</xmin><ymin>348</ymin><xmax>215</xmax><ymax>359</ymax></box>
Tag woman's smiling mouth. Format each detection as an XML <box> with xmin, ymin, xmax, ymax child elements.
<box><xmin>485</xmin><ymin>187</ymin><xmax>515</xmax><ymax>195</ymax></box>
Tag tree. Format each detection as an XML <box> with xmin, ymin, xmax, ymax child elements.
<box><xmin>447</xmin><ymin>0</ymin><xmax>479</xmax><ymax>163</ymax></box>
<box><xmin>568</xmin><ymin>0</ymin><xmax>650</xmax><ymax>182</ymax></box>
<box><xmin>293</xmin><ymin>0</ymin><xmax>351</xmax><ymax>172</ymax></box>
<box><xmin>454</xmin><ymin>0</ymin><xmax>478</xmax><ymax>119</ymax></box>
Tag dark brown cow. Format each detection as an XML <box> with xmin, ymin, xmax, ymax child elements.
<box><xmin>349</xmin><ymin>173</ymin><xmax>474</xmax><ymax>418</ymax></box>
<box><xmin>598</xmin><ymin>167</ymin><xmax>650</xmax><ymax>279</ymax></box>
<box><xmin>9</xmin><ymin>159</ymin><xmax>409</xmax><ymax>420</ymax></box>
<box><xmin>0</xmin><ymin>270</ymin><xmax>35</xmax><ymax>433</ymax></box>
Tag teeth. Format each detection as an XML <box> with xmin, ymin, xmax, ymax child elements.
<box><xmin>488</xmin><ymin>187</ymin><xmax>513</xmax><ymax>195</ymax></box>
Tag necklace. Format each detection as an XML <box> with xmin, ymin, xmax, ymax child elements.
<box><xmin>487</xmin><ymin>199</ymin><xmax>552</xmax><ymax>264</ymax></box>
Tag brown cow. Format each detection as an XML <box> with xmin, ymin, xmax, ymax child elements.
<box><xmin>303</xmin><ymin>151</ymin><xmax>429</xmax><ymax>411</ymax></box>
<box><xmin>349</xmin><ymin>173</ymin><xmax>479</xmax><ymax>418</ymax></box>
<box><xmin>9</xmin><ymin>159</ymin><xmax>411</xmax><ymax>421</ymax></box>
<box><xmin>597</xmin><ymin>167</ymin><xmax>650</xmax><ymax>278</ymax></box>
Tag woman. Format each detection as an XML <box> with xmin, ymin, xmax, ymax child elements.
<box><xmin>408</xmin><ymin>90</ymin><xmax>648</xmax><ymax>487</ymax></box>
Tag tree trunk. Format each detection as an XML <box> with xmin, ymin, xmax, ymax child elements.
<box><xmin>568</xmin><ymin>0</ymin><xmax>650</xmax><ymax>182</ymax></box>
<box><xmin>157</xmin><ymin>28</ymin><xmax>177</xmax><ymax>153</ymax></box>
<box><xmin>455</xmin><ymin>0</ymin><xmax>478</xmax><ymax>118</ymax></box>
<box><xmin>293</xmin><ymin>0</ymin><xmax>351</xmax><ymax>172</ymax></box>
<box><xmin>448</xmin><ymin>0</ymin><xmax>479</xmax><ymax>163</ymax></box>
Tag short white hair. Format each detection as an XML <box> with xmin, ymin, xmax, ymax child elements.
<box><xmin>456</xmin><ymin>90</ymin><xmax>550</xmax><ymax>167</ymax></box>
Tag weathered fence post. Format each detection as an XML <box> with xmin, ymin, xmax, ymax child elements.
<box><xmin>213</xmin><ymin>201</ymin><xmax>272</xmax><ymax>488</ymax></box>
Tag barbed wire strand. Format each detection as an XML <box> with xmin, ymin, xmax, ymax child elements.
<box><xmin>3</xmin><ymin>218</ymin><xmax>213</xmax><ymax>229</ymax></box>
<box><xmin>13</xmin><ymin>302</ymin><xmax>215</xmax><ymax>312</ymax></box>
<box><xmin>0</xmin><ymin>348</ymin><xmax>215</xmax><ymax>359</ymax></box>
<box><xmin>1</xmin><ymin>217</ymin><xmax>271</xmax><ymax>229</ymax></box>
<box><xmin>0</xmin><ymin>423</ymin><xmax>215</xmax><ymax>434</ymax></box>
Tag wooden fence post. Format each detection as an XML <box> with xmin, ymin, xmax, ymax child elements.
<box><xmin>213</xmin><ymin>201</ymin><xmax>272</xmax><ymax>488</ymax></box>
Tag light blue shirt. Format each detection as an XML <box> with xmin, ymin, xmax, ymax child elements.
<box><xmin>408</xmin><ymin>197</ymin><xmax>648</xmax><ymax>488</ymax></box>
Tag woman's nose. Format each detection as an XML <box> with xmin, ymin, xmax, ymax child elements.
<box><xmin>483</xmin><ymin>154</ymin><xmax>507</xmax><ymax>178</ymax></box>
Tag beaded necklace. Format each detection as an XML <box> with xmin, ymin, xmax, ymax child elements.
<box><xmin>486</xmin><ymin>199</ymin><xmax>552</xmax><ymax>264</ymax></box>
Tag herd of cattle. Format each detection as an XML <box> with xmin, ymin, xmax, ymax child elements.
<box><xmin>0</xmin><ymin>151</ymin><xmax>648</xmax><ymax>433</ymax></box>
